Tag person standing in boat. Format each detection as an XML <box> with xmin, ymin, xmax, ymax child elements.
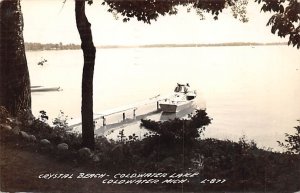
<box><xmin>174</xmin><ymin>83</ymin><xmax>181</xmax><ymax>92</ymax></box>
<box><xmin>184</xmin><ymin>83</ymin><xmax>190</xmax><ymax>93</ymax></box>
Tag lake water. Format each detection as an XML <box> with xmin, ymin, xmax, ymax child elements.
<box><xmin>26</xmin><ymin>45</ymin><xmax>300</xmax><ymax>150</ymax></box>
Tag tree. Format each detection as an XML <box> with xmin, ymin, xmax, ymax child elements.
<box><xmin>256</xmin><ymin>0</ymin><xmax>300</xmax><ymax>48</ymax></box>
<box><xmin>0</xmin><ymin>0</ymin><xmax>31</xmax><ymax>116</ymax></box>
<box><xmin>102</xmin><ymin>0</ymin><xmax>299</xmax><ymax>47</ymax></box>
<box><xmin>102</xmin><ymin>0</ymin><xmax>248</xmax><ymax>23</ymax></box>
<box><xmin>278</xmin><ymin>120</ymin><xmax>300</xmax><ymax>154</ymax></box>
<box><xmin>75</xmin><ymin>0</ymin><xmax>96</xmax><ymax>149</ymax></box>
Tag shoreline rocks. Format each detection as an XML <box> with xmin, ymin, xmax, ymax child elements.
<box><xmin>12</xmin><ymin>126</ymin><xmax>20</xmax><ymax>135</ymax></box>
<box><xmin>78</xmin><ymin>147</ymin><xmax>92</xmax><ymax>159</ymax></box>
<box><xmin>57</xmin><ymin>143</ymin><xmax>69</xmax><ymax>151</ymax></box>
<box><xmin>0</xmin><ymin>124</ymin><xmax>12</xmax><ymax>131</ymax></box>
<box><xmin>40</xmin><ymin>139</ymin><xmax>51</xmax><ymax>146</ymax></box>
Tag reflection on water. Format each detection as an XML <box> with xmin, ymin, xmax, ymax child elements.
<box><xmin>27</xmin><ymin>46</ymin><xmax>300</xmax><ymax>150</ymax></box>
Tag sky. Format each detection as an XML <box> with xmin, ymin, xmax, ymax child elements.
<box><xmin>21</xmin><ymin>0</ymin><xmax>287</xmax><ymax>46</ymax></box>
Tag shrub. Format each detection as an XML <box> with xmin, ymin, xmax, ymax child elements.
<box><xmin>52</xmin><ymin>110</ymin><xmax>69</xmax><ymax>130</ymax></box>
<box><xmin>0</xmin><ymin>106</ymin><xmax>11</xmax><ymax>124</ymax></box>
<box><xmin>278</xmin><ymin>120</ymin><xmax>300</xmax><ymax>154</ymax></box>
<box><xmin>141</xmin><ymin>109</ymin><xmax>211</xmax><ymax>144</ymax></box>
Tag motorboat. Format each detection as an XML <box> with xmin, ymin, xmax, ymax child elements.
<box><xmin>159</xmin><ymin>83</ymin><xmax>196</xmax><ymax>113</ymax></box>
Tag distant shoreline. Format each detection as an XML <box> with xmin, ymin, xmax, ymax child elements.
<box><xmin>25</xmin><ymin>42</ymin><xmax>287</xmax><ymax>51</ymax></box>
<box><xmin>25</xmin><ymin>42</ymin><xmax>81</xmax><ymax>51</ymax></box>
<box><xmin>96</xmin><ymin>42</ymin><xmax>287</xmax><ymax>49</ymax></box>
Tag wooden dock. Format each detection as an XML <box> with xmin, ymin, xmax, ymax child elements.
<box><xmin>68</xmin><ymin>94</ymin><xmax>163</xmax><ymax>130</ymax></box>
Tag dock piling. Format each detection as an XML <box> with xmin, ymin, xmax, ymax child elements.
<box><xmin>102</xmin><ymin>116</ymin><xmax>106</xmax><ymax>126</ymax></box>
<box><xmin>133</xmin><ymin>108</ymin><xmax>136</xmax><ymax>119</ymax></box>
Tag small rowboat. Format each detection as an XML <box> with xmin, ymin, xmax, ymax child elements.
<box><xmin>31</xmin><ymin>86</ymin><xmax>61</xmax><ymax>92</ymax></box>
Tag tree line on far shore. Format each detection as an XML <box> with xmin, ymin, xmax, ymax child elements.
<box><xmin>25</xmin><ymin>42</ymin><xmax>287</xmax><ymax>51</ymax></box>
<box><xmin>25</xmin><ymin>42</ymin><xmax>81</xmax><ymax>51</ymax></box>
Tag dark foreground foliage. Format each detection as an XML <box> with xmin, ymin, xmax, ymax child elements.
<box><xmin>1</xmin><ymin>107</ymin><xmax>300</xmax><ymax>192</ymax></box>
<box><xmin>193</xmin><ymin>138</ymin><xmax>300</xmax><ymax>192</ymax></box>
